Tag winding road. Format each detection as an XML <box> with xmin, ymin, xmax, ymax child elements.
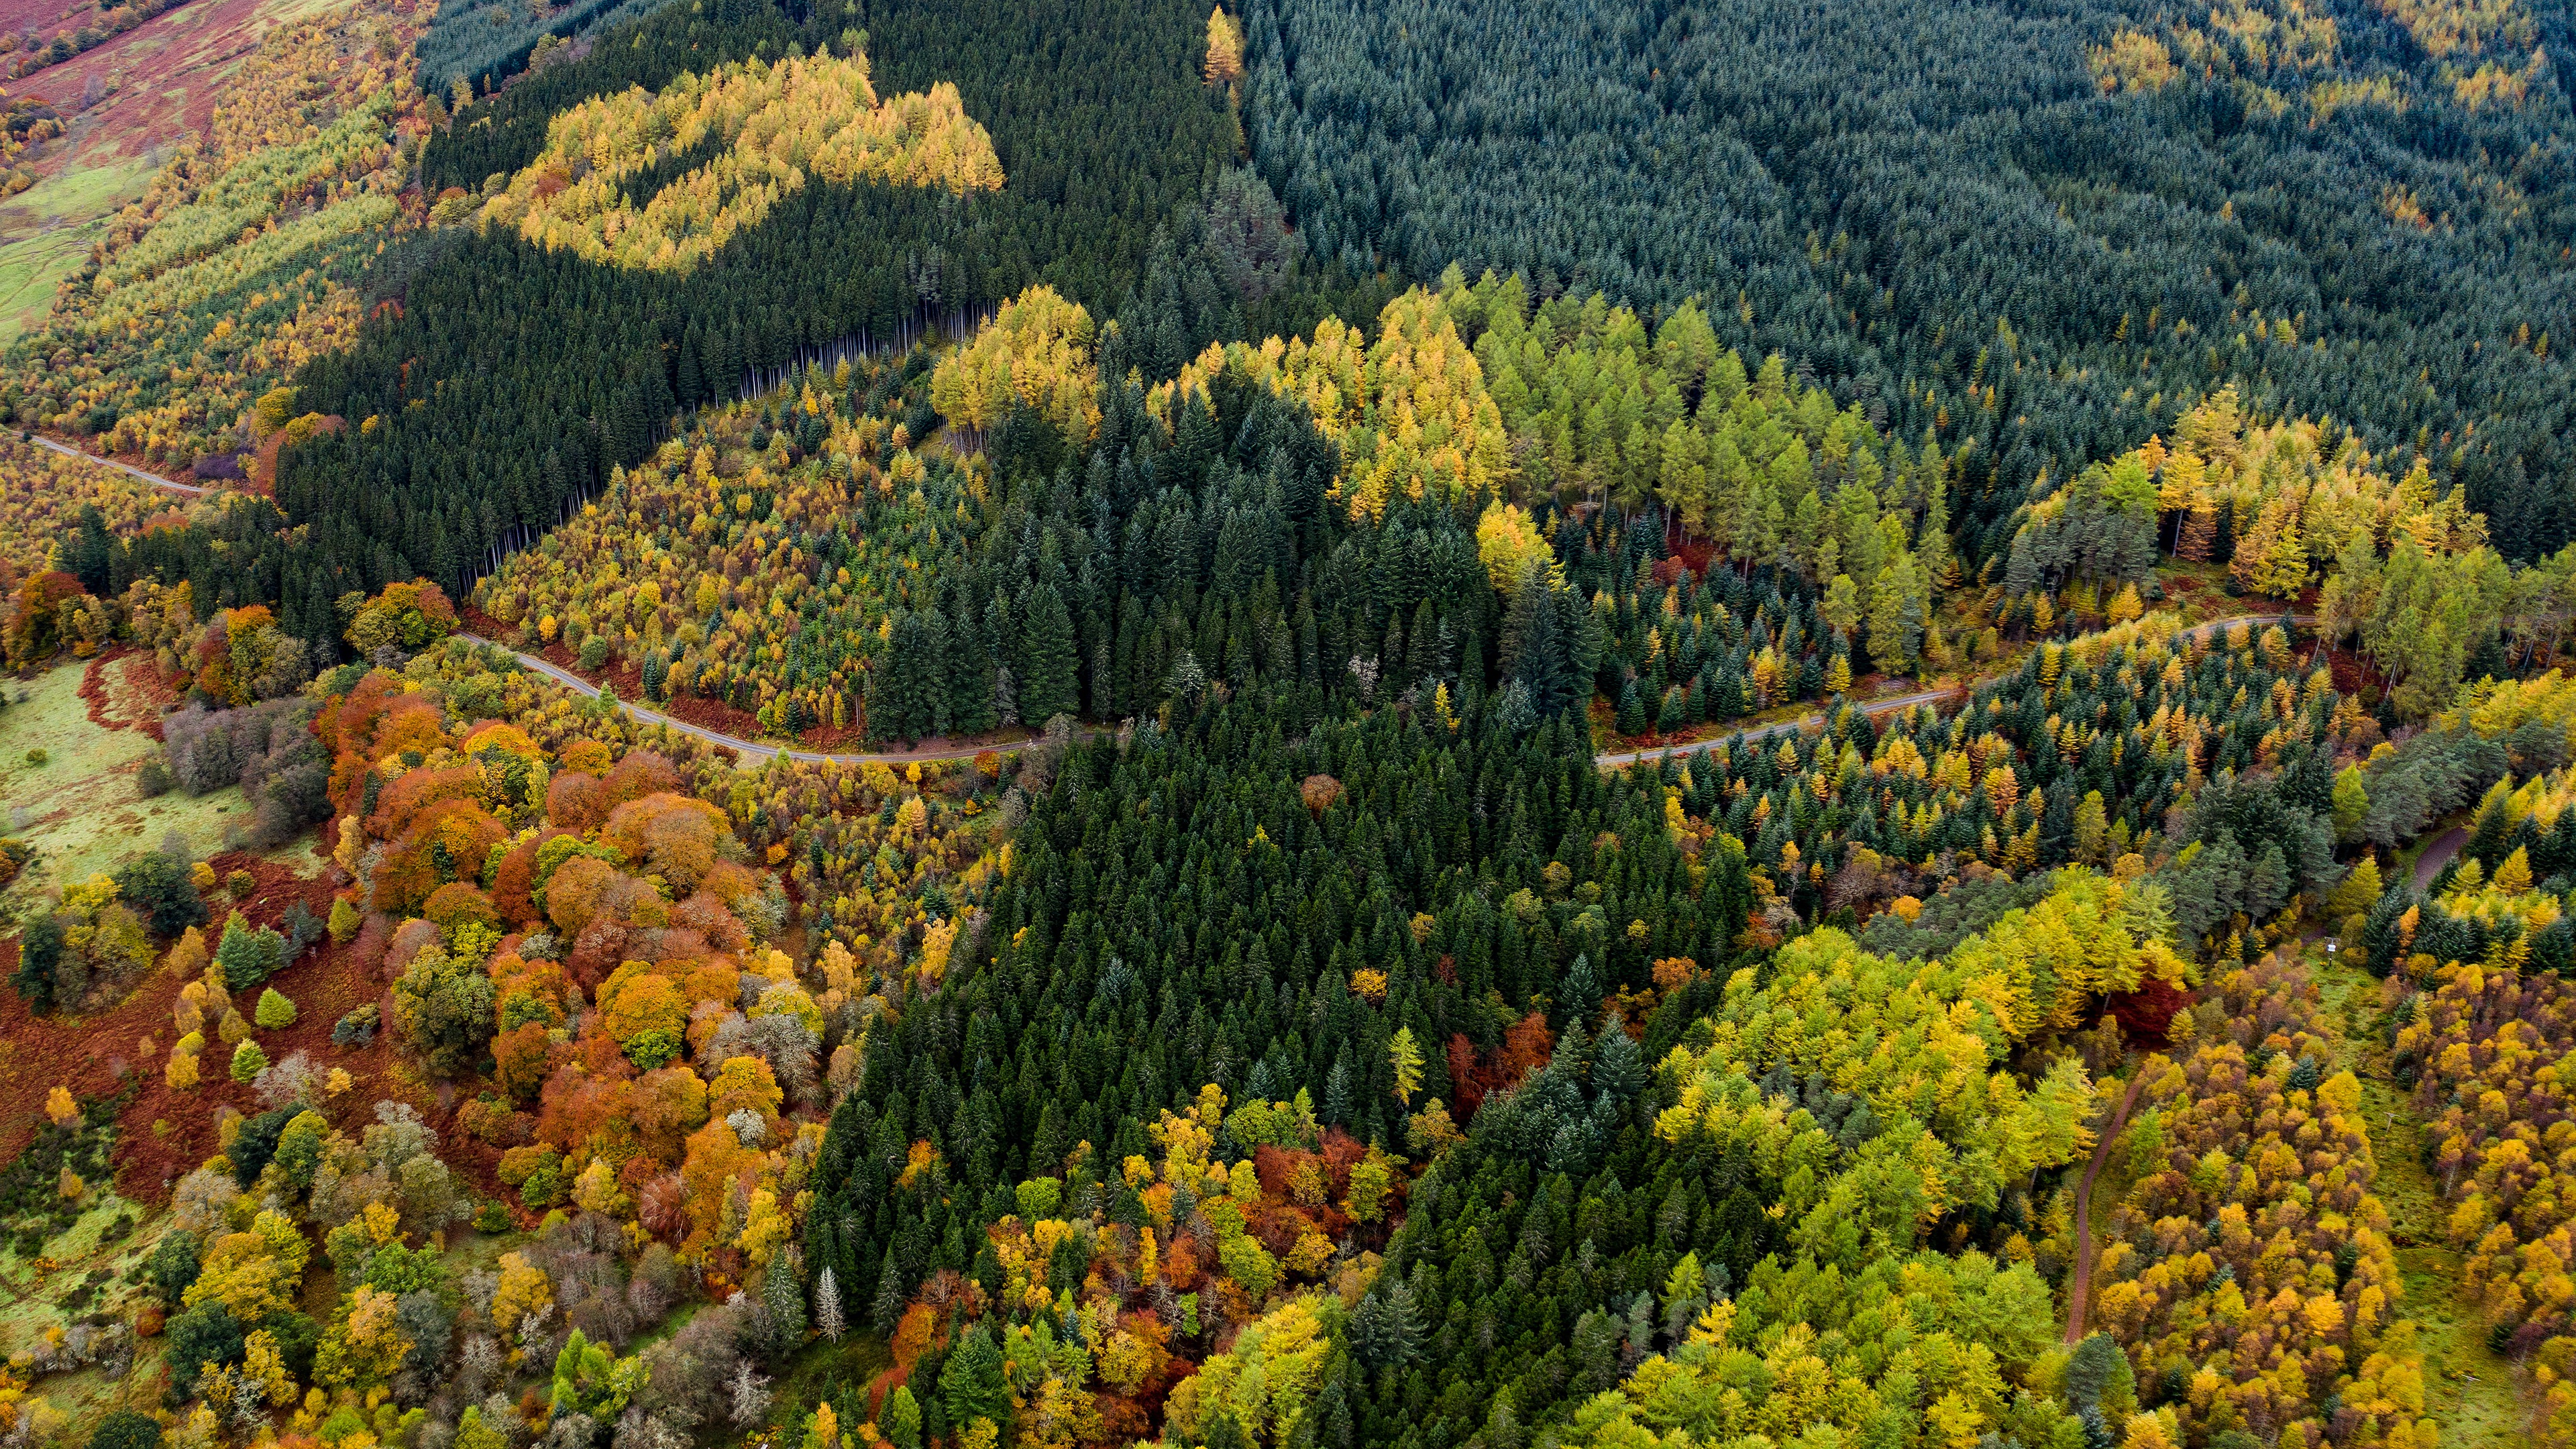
<box><xmin>1596</xmin><ymin>613</ymin><xmax>2316</xmax><ymax>771</ymax></box>
<box><xmin>477</xmin><ymin>640</ymin><xmax>1028</xmax><ymax>765</ymax></box>
<box><xmin>2412</xmin><ymin>825</ymin><xmax>2471</xmax><ymax>890</ymax></box>
<box><xmin>24</xmin><ymin>408</ymin><xmax>2322</xmax><ymax>772</ymax></box>
<box><xmin>464</xmin><ymin>612</ymin><xmax>2316</xmax><ymax>771</ymax></box>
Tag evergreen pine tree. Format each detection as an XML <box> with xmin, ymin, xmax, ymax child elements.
<box><xmin>871</xmin><ymin>1248</ymin><xmax>905</xmax><ymax>1338</ymax></box>
<box><xmin>761</xmin><ymin>1259</ymin><xmax>807</xmax><ymax>1358</ymax></box>
<box><xmin>939</xmin><ymin>1323</ymin><xmax>1010</xmax><ymax>1437</ymax></box>
<box><xmin>11</xmin><ymin>914</ymin><xmax>62</xmax><ymax>1014</ymax></box>
<box><xmin>1020</xmin><ymin>584</ymin><xmax>1080</xmax><ymax>724</ymax></box>
<box><xmin>814</xmin><ymin>1266</ymin><xmax>844</xmax><ymax>1343</ymax></box>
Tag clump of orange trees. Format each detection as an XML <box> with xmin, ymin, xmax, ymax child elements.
<box><xmin>316</xmin><ymin>663</ymin><xmax>826</xmax><ymax>1272</ymax></box>
<box><xmin>401</xmin><ymin>639</ymin><xmax>1002</xmax><ymax>983</ymax></box>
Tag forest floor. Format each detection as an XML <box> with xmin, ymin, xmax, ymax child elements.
<box><xmin>2312</xmin><ymin>946</ymin><xmax>2521</xmax><ymax>1449</ymax></box>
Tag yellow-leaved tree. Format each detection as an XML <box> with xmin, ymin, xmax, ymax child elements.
<box><xmin>485</xmin><ymin>51</ymin><xmax>1002</xmax><ymax>273</ymax></box>
<box><xmin>930</xmin><ymin>285</ymin><xmax>1102</xmax><ymax>440</ymax></box>
<box><xmin>1204</xmin><ymin>7</ymin><xmax>1244</xmax><ymax>86</ymax></box>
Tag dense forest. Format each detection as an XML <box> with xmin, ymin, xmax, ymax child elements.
<box><xmin>1246</xmin><ymin>0</ymin><xmax>2576</xmax><ymax>563</ymax></box>
<box><xmin>4</xmin><ymin>0</ymin><xmax>2576</xmax><ymax>1446</ymax></box>
<box><xmin>469</xmin><ymin>276</ymin><xmax>1962</xmax><ymax>747</ymax></box>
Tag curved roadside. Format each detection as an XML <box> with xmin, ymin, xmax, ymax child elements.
<box><xmin>1598</xmin><ymin>613</ymin><xmax>2317</xmax><ymax>771</ymax></box>
<box><xmin>469</xmin><ymin>638</ymin><xmax>1032</xmax><ymax>765</ymax></box>
<box><xmin>462</xmin><ymin>611</ymin><xmax>2316</xmax><ymax>772</ymax></box>
<box><xmin>29</xmin><ymin>434</ymin><xmax>208</xmax><ymax>496</ymax></box>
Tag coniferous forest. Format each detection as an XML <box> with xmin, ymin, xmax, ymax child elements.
<box><xmin>2</xmin><ymin>0</ymin><xmax>2576</xmax><ymax>1447</ymax></box>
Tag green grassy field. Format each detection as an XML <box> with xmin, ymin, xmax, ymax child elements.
<box><xmin>0</xmin><ymin>1181</ymin><xmax>155</xmax><ymax>1417</ymax></box>
<box><xmin>0</xmin><ymin>659</ymin><xmax>288</xmax><ymax>911</ymax></box>
<box><xmin>0</xmin><ymin>154</ymin><xmax>151</xmax><ymax>343</ymax></box>
<box><xmin>0</xmin><ymin>0</ymin><xmax>352</xmax><ymax>341</ymax></box>
<box><xmin>0</xmin><ymin>219</ymin><xmax>101</xmax><ymax>345</ymax></box>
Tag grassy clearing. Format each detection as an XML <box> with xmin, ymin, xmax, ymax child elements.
<box><xmin>0</xmin><ymin>221</ymin><xmax>101</xmax><ymax>345</ymax></box>
<box><xmin>0</xmin><ymin>152</ymin><xmax>152</xmax><ymax>339</ymax></box>
<box><xmin>2314</xmin><ymin>947</ymin><xmax>2521</xmax><ymax>1449</ymax></box>
<box><xmin>776</xmin><ymin>1328</ymin><xmax>896</xmax><ymax>1419</ymax></box>
<box><xmin>0</xmin><ymin>0</ymin><xmax>341</xmax><ymax>339</ymax></box>
<box><xmin>0</xmin><ymin>1195</ymin><xmax>171</xmax><ymax>1438</ymax></box>
<box><xmin>0</xmin><ymin>659</ymin><xmax>305</xmax><ymax>911</ymax></box>
<box><xmin>7</xmin><ymin>152</ymin><xmax>155</xmax><ymax>229</ymax></box>
<box><xmin>0</xmin><ymin>1185</ymin><xmax>151</xmax><ymax>1353</ymax></box>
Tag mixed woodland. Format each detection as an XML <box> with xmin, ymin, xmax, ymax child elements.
<box><xmin>2</xmin><ymin>0</ymin><xmax>2576</xmax><ymax>1446</ymax></box>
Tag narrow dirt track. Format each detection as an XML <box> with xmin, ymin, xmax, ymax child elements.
<box><xmin>2413</xmin><ymin>826</ymin><xmax>2470</xmax><ymax>890</ymax></box>
<box><xmin>1599</xmin><ymin>613</ymin><xmax>2314</xmax><ymax>770</ymax></box>
<box><xmin>481</xmin><ymin>639</ymin><xmax>1039</xmax><ymax>765</ymax></box>
<box><xmin>30</xmin><ymin>431</ymin><xmax>2312</xmax><ymax>770</ymax></box>
<box><xmin>2065</xmin><ymin>1069</ymin><xmax>2151</xmax><ymax>1344</ymax></box>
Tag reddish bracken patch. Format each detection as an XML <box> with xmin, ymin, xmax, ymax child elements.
<box><xmin>2105</xmin><ymin>976</ymin><xmax>2192</xmax><ymax>1049</ymax></box>
<box><xmin>1445</xmin><ymin>1012</ymin><xmax>1554</xmax><ymax>1121</ymax></box>
<box><xmin>7</xmin><ymin>0</ymin><xmax>272</xmax><ymax>165</ymax></box>
<box><xmin>573</xmin><ymin>649</ymin><xmax>773</xmax><ymax>742</ymax></box>
<box><xmin>0</xmin><ymin>848</ymin><xmax>532</xmax><ymax>1210</ymax></box>
<box><xmin>0</xmin><ymin>0</ymin><xmax>95</xmax><ymax>40</ymax></box>
<box><xmin>2318</xmin><ymin>644</ymin><xmax>2385</xmax><ymax>700</ymax></box>
<box><xmin>78</xmin><ymin>645</ymin><xmax>174</xmax><ymax>739</ymax></box>
<box><xmin>1652</xmin><ymin>540</ymin><xmax>1718</xmax><ymax>586</ymax></box>
<box><xmin>121</xmin><ymin>653</ymin><xmax>180</xmax><ymax>737</ymax></box>
<box><xmin>78</xmin><ymin>649</ymin><xmax>129</xmax><ymax>732</ymax></box>
<box><xmin>248</xmin><ymin>414</ymin><xmax>336</xmax><ymax>494</ymax></box>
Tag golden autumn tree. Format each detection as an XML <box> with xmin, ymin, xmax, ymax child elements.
<box><xmin>1204</xmin><ymin>7</ymin><xmax>1245</xmax><ymax>85</ymax></box>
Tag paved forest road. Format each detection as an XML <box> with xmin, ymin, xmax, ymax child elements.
<box><xmin>464</xmin><ymin>612</ymin><xmax>2315</xmax><ymax>770</ymax></box>
<box><xmin>2413</xmin><ymin>826</ymin><xmax>2471</xmax><ymax>890</ymax></box>
<box><xmin>31</xmin><ymin>435</ymin><xmax>208</xmax><ymax>496</ymax></box>
<box><xmin>474</xmin><ymin>640</ymin><xmax>1030</xmax><ymax>765</ymax></box>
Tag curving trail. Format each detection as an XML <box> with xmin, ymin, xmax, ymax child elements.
<box><xmin>2065</xmin><ymin>1069</ymin><xmax>2151</xmax><ymax>1344</ymax></box>
<box><xmin>2412</xmin><ymin>825</ymin><xmax>2470</xmax><ymax>891</ymax></box>
<box><xmin>26</xmin><ymin>429</ymin><xmax>2314</xmax><ymax>771</ymax></box>
<box><xmin>475</xmin><ymin>639</ymin><xmax>1047</xmax><ymax>765</ymax></box>
<box><xmin>29</xmin><ymin>435</ymin><xmax>208</xmax><ymax>496</ymax></box>
<box><xmin>1596</xmin><ymin>614</ymin><xmax>2315</xmax><ymax>771</ymax></box>
<box><xmin>463</xmin><ymin>612</ymin><xmax>2316</xmax><ymax>771</ymax></box>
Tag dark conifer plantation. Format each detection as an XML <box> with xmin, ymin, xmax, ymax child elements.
<box><xmin>1246</xmin><ymin>0</ymin><xmax>2576</xmax><ymax>560</ymax></box>
<box><xmin>243</xmin><ymin>0</ymin><xmax>1236</xmax><ymax>630</ymax></box>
